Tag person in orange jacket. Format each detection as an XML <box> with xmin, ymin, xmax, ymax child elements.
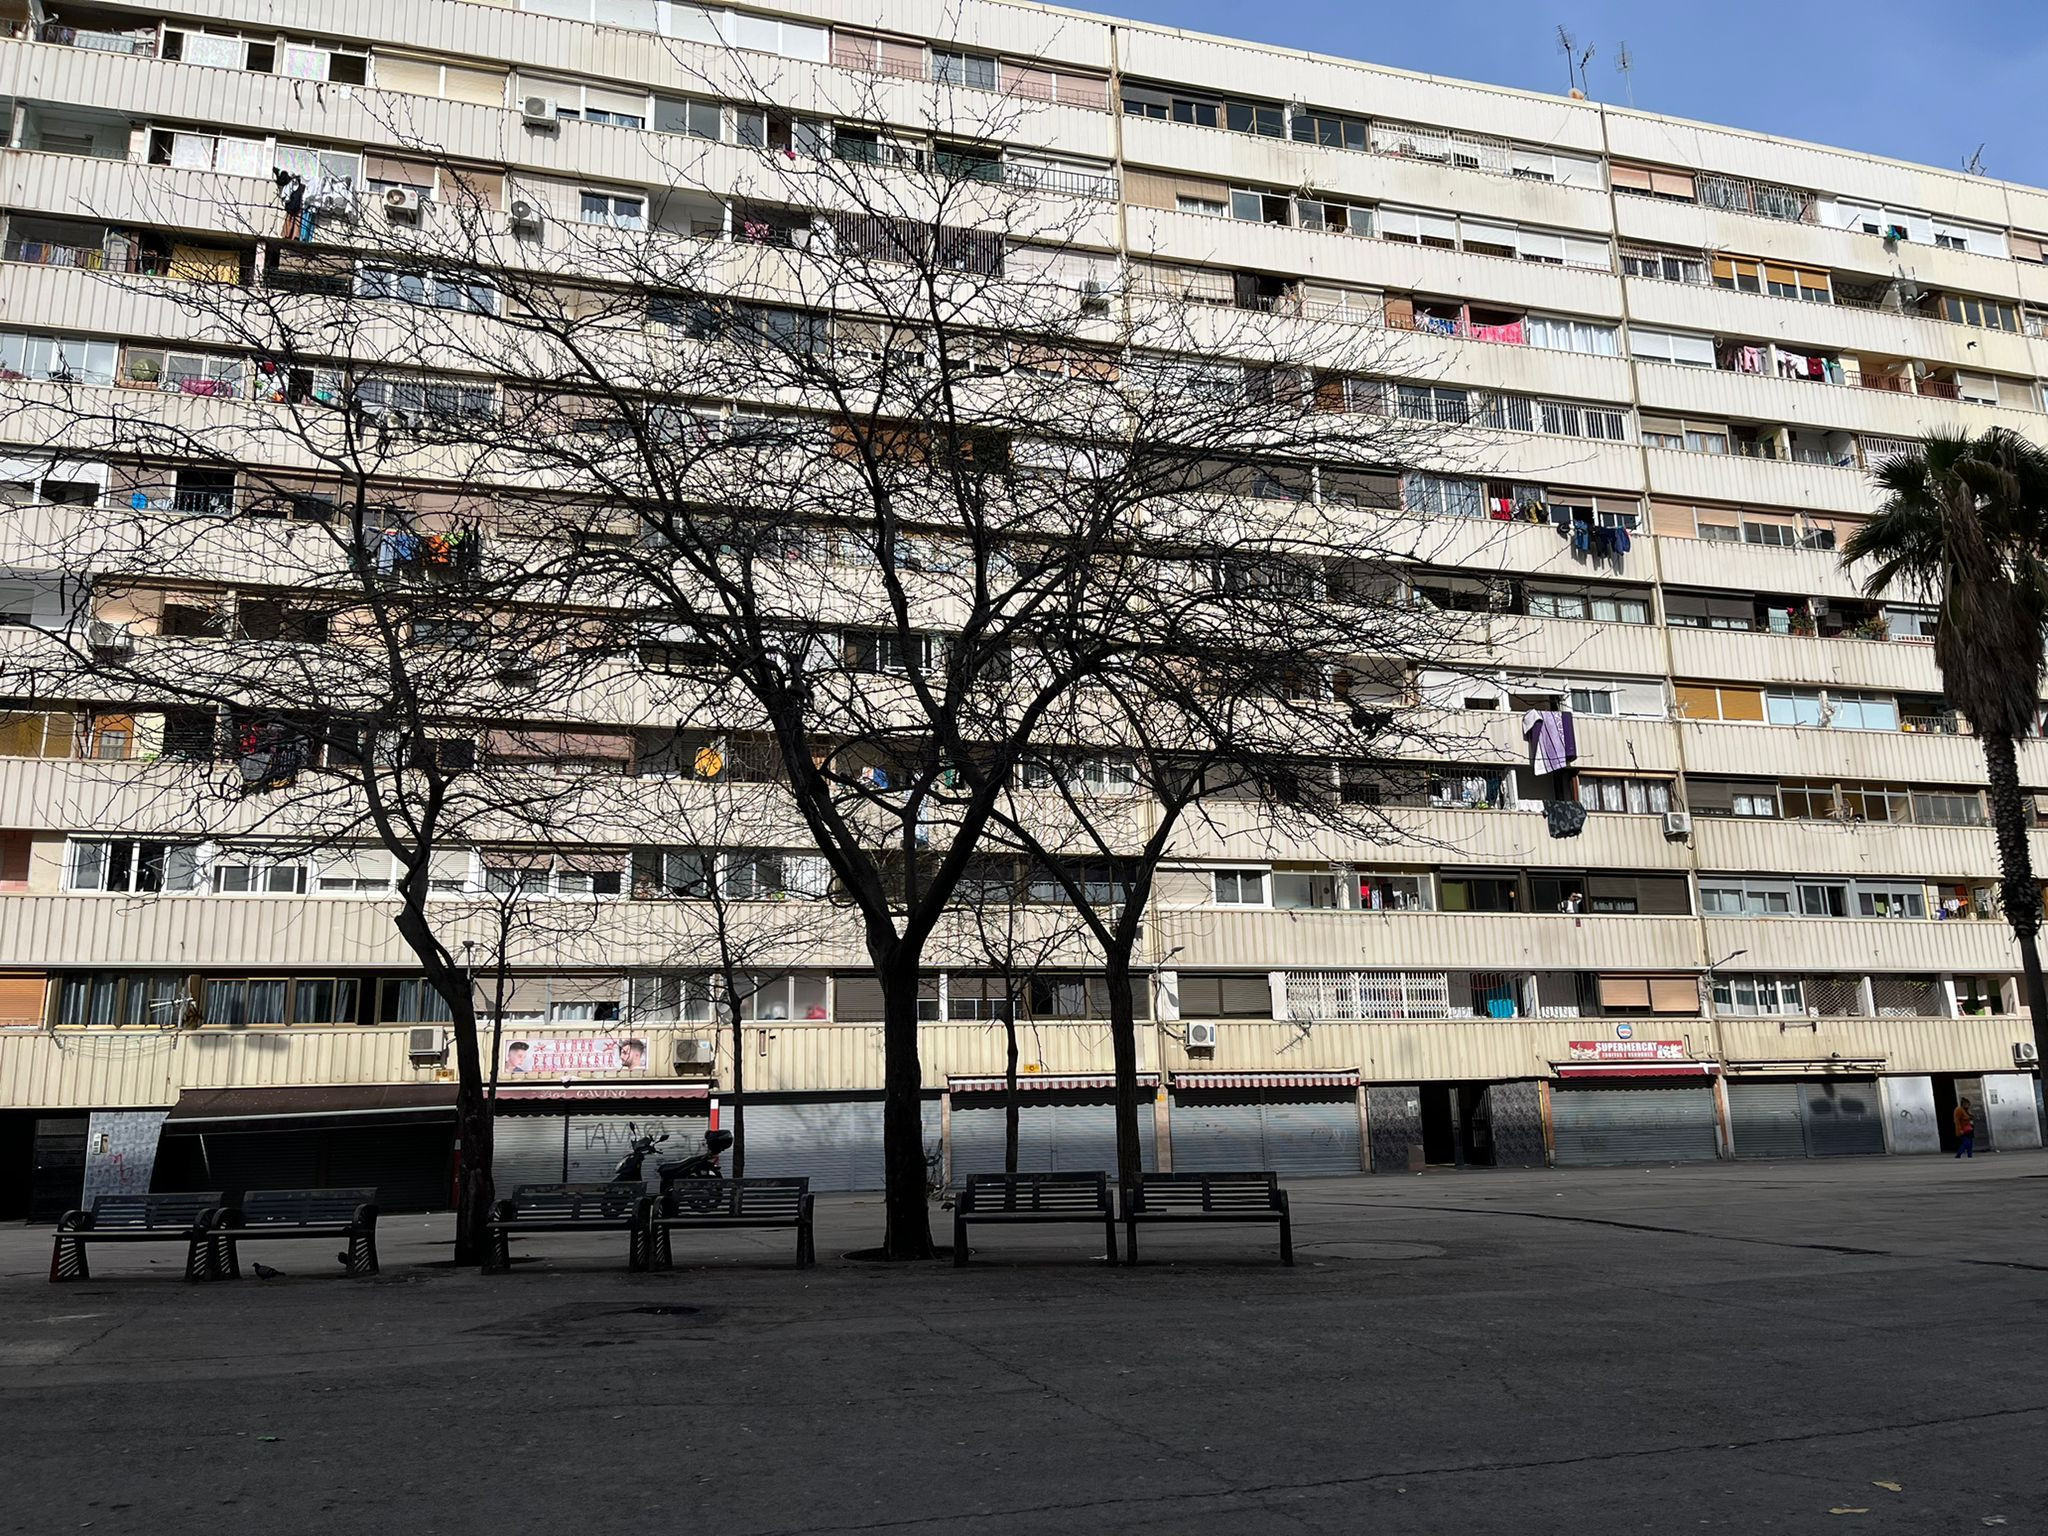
<box><xmin>1953</xmin><ymin>1097</ymin><xmax>1976</xmax><ymax>1159</ymax></box>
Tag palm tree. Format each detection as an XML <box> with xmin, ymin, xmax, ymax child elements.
<box><xmin>1842</xmin><ymin>427</ymin><xmax>2048</xmax><ymax>1061</ymax></box>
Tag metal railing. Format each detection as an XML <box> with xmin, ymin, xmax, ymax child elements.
<box><xmin>35</xmin><ymin>22</ymin><xmax>159</xmax><ymax>56</ymax></box>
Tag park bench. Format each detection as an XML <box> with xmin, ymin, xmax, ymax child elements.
<box><xmin>49</xmin><ymin>1192</ymin><xmax>223</xmax><ymax>1283</ymax></box>
<box><xmin>1122</xmin><ymin>1172</ymin><xmax>1293</xmax><ymax>1265</ymax></box>
<box><xmin>208</xmin><ymin>1188</ymin><xmax>381</xmax><ymax>1278</ymax></box>
<box><xmin>647</xmin><ymin>1178</ymin><xmax>815</xmax><ymax>1269</ymax></box>
<box><xmin>485</xmin><ymin>1183</ymin><xmax>652</xmax><ymax>1272</ymax></box>
<box><xmin>953</xmin><ymin>1171</ymin><xmax>1117</xmax><ymax>1266</ymax></box>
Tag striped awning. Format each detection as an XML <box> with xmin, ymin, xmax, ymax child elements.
<box><xmin>948</xmin><ymin>1073</ymin><xmax>1160</xmax><ymax>1094</ymax></box>
<box><xmin>1171</xmin><ymin>1071</ymin><xmax>1362</xmax><ymax>1090</ymax></box>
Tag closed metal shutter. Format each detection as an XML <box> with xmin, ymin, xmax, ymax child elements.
<box><xmin>492</xmin><ymin>1114</ymin><xmax>569</xmax><ymax>1190</ymax></box>
<box><xmin>1550</xmin><ymin>1083</ymin><xmax>1719</xmax><ymax>1166</ymax></box>
<box><xmin>1881</xmin><ymin>1076</ymin><xmax>1941</xmax><ymax>1154</ymax></box>
<box><xmin>1983</xmin><ymin>1073</ymin><xmax>2043</xmax><ymax>1151</ymax></box>
<box><xmin>1801</xmin><ymin>1080</ymin><xmax>1886</xmax><ymax>1157</ymax></box>
<box><xmin>189</xmin><ymin>1128</ymin><xmax>323</xmax><ymax>1196</ymax></box>
<box><xmin>566</xmin><ymin>1113</ymin><xmax>708</xmax><ymax>1187</ymax></box>
<box><xmin>1367</xmin><ymin>1085</ymin><xmax>1422</xmax><ymax>1173</ymax></box>
<box><xmin>1487</xmin><ymin>1082</ymin><xmax>1548</xmax><ymax>1168</ymax></box>
<box><xmin>1171</xmin><ymin>1096</ymin><xmax>1359</xmax><ymax>1176</ymax></box>
<box><xmin>320</xmin><ymin>1125</ymin><xmax>454</xmax><ymax>1212</ymax></box>
<box><xmin>739</xmin><ymin>1102</ymin><xmax>883</xmax><ymax>1190</ymax></box>
<box><xmin>1728</xmin><ymin>1081</ymin><xmax>1808</xmax><ymax>1160</ymax></box>
<box><xmin>950</xmin><ymin>1097</ymin><xmax>1155</xmax><ymax>1181</ymax></box>
<box><xmin>1169</xmin><ymin>1101</ymin><xmax>1266</xmax><ymax>1171</ymax></box>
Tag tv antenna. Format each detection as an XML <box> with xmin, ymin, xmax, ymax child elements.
<box><xmin>1962</xmin><ymin>143</ymin><xmax>1986</xmax><ymax>176</ymax></box>
<box><xmin>1615</xmin><ymin>41</ymin><xmax>1635</xmax><ymax>107</ymax></box>
<box><xmin>1556</xmin><ymin>26</ymin><xmax>1596</xmax><ymax>98</ymax></box>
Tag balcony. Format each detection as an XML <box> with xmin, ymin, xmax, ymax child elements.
<box><xmin>1701</xmin><ymin>915</ymin><xmax>2019</xmax><ymax>974</ymax></box>
<box><xmin>1665</xmin><ymin>625</ymin><xmax>1941</xmax><ymax>695</ymax></box>
<box><xmin>1153</xmin><ymin>907</ymin><xmax>1706</xmax><ymax>971</ymax></box>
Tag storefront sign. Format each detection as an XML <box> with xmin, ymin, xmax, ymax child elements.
<box><xmin>1566</xmin><ymin>1039</ymin><xmax>1690</xmax><ymax>1063</ymax></box>
<box><xmin>500</xmin><ymin>1037</ymin><xmax>650</xmax><ymax>1075</ymax></box>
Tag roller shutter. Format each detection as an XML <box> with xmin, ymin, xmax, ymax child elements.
<box><xmin>1170</xmin><ymin>1094</ymin><xmax>1360</xmax><ymax>1176</ymax></box>
<box><xmin>1728</xmin><ymin>1081</ymin><xmax>1808</xmax><ymax>1159</ymax></box>
<box><xmin>1801</xmin><ymin>1080</ymin><xmax>1886</xmax><ymax>1157</ymax></box>
<box><xmin>492</xmin><ymin>1114</ymin><xmax>569</xmax><ymax>1190</ymax></box>
<box><xmin>1367</xmin><ymin>1085</ymin><xmax>1423</xmax><ymax>1172</ymax></box>
<box><xmin>733</xmin><ymin>1099</ymin><xmax>940</xmax><ymax>1190</ymax></box>
<box><xmin>187</xmin><ymin>1124</ymin><xmax>452</xmax><ymax>1210</ymax></box>
<box><xmin>949</xmin><ymin>1096</ymin><xmax>1154</xmax><ymax>1182</ymax></box>
<box><xmin>1487</xmin><ymin>1082</ymin><xmax>1548</xmax><ymax>1167</ymax></box>
<box><xmin>1550</xmin><ymin>1082</ymin><xmax>1719</xmax><ymax>1166</ymax></box>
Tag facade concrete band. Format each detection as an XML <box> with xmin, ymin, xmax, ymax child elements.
<box><xmin>2</xmin><ymin>0</ymin><xmax>2047</xmax><ymax>1217</ymax></box>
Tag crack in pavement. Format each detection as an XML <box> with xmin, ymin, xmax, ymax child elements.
<box><xmin>1340</xmin><ymin>1199</ymin><xmax>2048</xmax><ymax>1270</ymax></box>
<box><xmin>749</xmin><ymin>1401</ymin><xmax>2048</xmax><ymax>1534</ymax></box>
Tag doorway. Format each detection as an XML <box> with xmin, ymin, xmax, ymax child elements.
<box><xmin>1417</xmin><ymin>1083</ymin><xmax>1497</xmax><ymax>1167</ymax></box>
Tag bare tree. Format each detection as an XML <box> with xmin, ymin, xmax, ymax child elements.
<box><xmin>4</xmin><ymin>51</ymin><xmax>1486</xmax><ymax>1258</ymax></box>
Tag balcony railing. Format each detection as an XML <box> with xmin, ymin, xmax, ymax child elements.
<box><xmin>34</xmin><ymin>22</ymin><xmax>159</xmax><ymax>56</ymax></box>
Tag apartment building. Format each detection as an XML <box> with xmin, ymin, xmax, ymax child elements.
<box><xmin>2</xmin><ymin>0</ymin><xmax>2046</xmax><ymax>1216</ymax></box>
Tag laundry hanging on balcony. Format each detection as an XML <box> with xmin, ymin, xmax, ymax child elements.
<box><xmin>1522</xmin><ymin>709</ymin><xmax>1577</xmax><ymax>776</ymax></box>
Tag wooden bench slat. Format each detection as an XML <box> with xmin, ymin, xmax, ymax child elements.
<box><xmin>1122</xmin><ymin>1172</ymin><xmax>1293</xmax><ymax>1266</ymax></box>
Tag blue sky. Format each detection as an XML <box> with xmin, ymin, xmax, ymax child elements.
<box><xmin>1096</xmin><ymin>0</ymin><xmax>2048</xmax><ymax>191</ymax></box>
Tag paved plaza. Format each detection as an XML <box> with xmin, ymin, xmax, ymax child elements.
<box><xmin>2</xmin><ymin>1155</ymin><xmax>2042</xmax><ymax>1534</ymax></box>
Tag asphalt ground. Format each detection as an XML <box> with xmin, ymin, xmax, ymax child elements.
<box><xmin>2</xmin><ymin>1153</ymin><xmax>2042</xmax><ymax>1535</ymax></box>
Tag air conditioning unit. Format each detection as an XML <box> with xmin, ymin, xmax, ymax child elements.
<box><xmin>1185</xmin><ymin>1020</ymin><xmax>1218</xmax><ymax>1050</ymax></box>
<box><xmin>381</xmin><ymin>184</ymin><xmax>421</xmax><ymax>220</ymax></box>
<box><xmin>407</xmin><ymin>1026</ymin><xmax>448</xmax><ymax>1064</ymax></box>
<box><xmin>508</xmin><ymin>199</ymin><xmax>544</xmax><ymax>234</ymax></box>
<box><xmin>521</xmin><ymin>95</ymin><xmax>560</xmax><ymax>128</ymax></box>
<box><xmin>87</xmin><ymin>619</ymin><xmax>134</xmax><ymax>655</ymax></box>
<box><xmin>1662</xmin><ymin>810</ymin><xmax>1693</xmax><ymax>839</ymax></box>
<box><xmin>2017</xmin><ymin>1041</ymin><xmax>2041</xmax><ymax>1066</ymax></box>
<box><xmin>672</xmin><ymin>1037</ymin><xmax>717</xmax><ymax>1073</ymax></box>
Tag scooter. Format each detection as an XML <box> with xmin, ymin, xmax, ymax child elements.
<box><xmin>611</xmin><ymin>1124</ymin><xmax>735</xmax><ymax>1208</ymax></box>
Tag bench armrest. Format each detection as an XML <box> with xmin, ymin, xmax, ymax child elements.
<box><xmin>210</xmin><ymin>1205</ymin><xmax>243</xmax><ymax>1231</ymax></box>
<box><xmin>488</xmin><ymin>1199</ymin><xmax>516</xmax><ymax>1222</ymax></box>
<box><xmin>353</xmin><ymin>1203</ymin><xmax>380</xmax><ymax>1230</ymax></box>
<box><xmin>1275</xmin><ymin>1189</ymin><xmax>1290</xmax><ymax>1214</ymax></box>
<box><xmin>55</xmin><ymin>1208</ymin><xmax>92</xmax><ymax>1232</ymax></box>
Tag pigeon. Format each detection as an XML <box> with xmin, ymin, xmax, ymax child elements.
<box><xmin>253</xmin><ymin>1262</ymin><xmax>284</xmax><ymax>1280</ymax></box>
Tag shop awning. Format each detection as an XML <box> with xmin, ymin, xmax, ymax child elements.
<box><xmin>948</xmin><ymin>1073</ymin><xmax>1160</xmax><ymax>1094</ymax></box>
<box><xmin>492</xmin><ymin>1082</ymin><xmax>711</xmax><ymax>1105</ymax></box>
<box><xmin>1556</xmin><ymin>1062</ymin><xmax>1718</xmax><ymax>1078</ymax></box>
<box><xmin>1171</xmin><ymin>1071</ymin><xmax>1361</xmax><ymax>1090</ymax></box>
<box><xmin>165</xmin><ymin>1084</ymin><xmax>458</xmax><ymax>1127</ymax></box>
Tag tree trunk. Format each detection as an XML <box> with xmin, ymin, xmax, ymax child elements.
<box><xmin>1981</xmin><ymin>731</ymin><xmax>2048</xmax><ymax>1063</ymax></box>
<box><xmin>879</xmin><ymin>951</ymin><xmax>936</xmax><ymax>1259</ymax></box>
<box><xmin>394</xmin><ymin>905</ymin><xmax>493</xmax><ymax>1265</ymax></box>
<box><xmin>728</xmin><ymin>993</ymin><xmax>747</xmax><ymax>1182</ymax></box>
<box><xmin>1103</xmin><ymin>945</ymin><xmax>1144</xmax><ymax>1238</ymax></box>
<box><xmin>1003</xmin><ymin>1014</ymin><xmax>1020</xmax><ymax>1174</ymax></box>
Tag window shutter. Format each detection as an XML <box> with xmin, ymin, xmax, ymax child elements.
<box><xmin>1685</xmin><ymin>778</ymin><xmax>1737</xmax><ymax>812</ymax></box>
<box><xmin>1610</xmin><ymin>163</ymin><xmax>1653</xmax><ymax>192</ymax></box>
<box><xmin>1562</xmin><ymin>236</ymin><xmax>1611</xmax><ymax>269</ymax></box>
<box><xmin>1516</xmin><ymin>228</ymin><xmax>1564</xmax><ymax>261</ymax></box>
<box><xmin>1647</xmin><ymin>977</ymin><xmax>1699</xmax><ymax>1013</ymax></box>
<box><xmin>1648</xmin><ymin>168</ymin><xmax>1696</xmax><ymax>199</ymax></box>
<box><xmin>1764</xmin><ymin>263</ymin><xmax>1797</xmax><ymax>288</ymax></box>
<box><xmin>373</xmin><ymin>55</ymin><xmax>443</xmax><ymax>95</ymax></box>
<box><xmin>1597</xmin><ymin>975</ymin><xmax>1652</xmax><ymax>1008</ymax></box>
<box><xmin>365</xmin><ymin>154</ymin><xmax>435</xmax><ymax>187</ymax></box>
<box><xmin>1718</xmin><ymin>687</ymin><xmax>1765</xmax><ymax>722</ymax></box>
<box><xmin>1649</xmin><ymin>499</ymin><xmax>1697</xmax><ymax>536</ymax></box>
<box><xmin>1673</xmin><ymin>684</ymin><xmax>1722</xmax><ymax>720</ymax></box>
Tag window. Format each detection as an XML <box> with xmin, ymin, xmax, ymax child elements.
<box><xmin>1290</xmin><ymin>110</ymin><xmax>1367</xmax><ymax>152</ymax></box>
<box><xmin>1857</xmin><ymin>885</ymin><xmax>1927</xmax><ymax>919</ymax></box>
<box><xmin>379</xmin><ymin>978</ymin><xmax>453</xmax><ymax>1023</ymax></box>
<box><xmin>1403</xmin><ymin>474</ymin><xmax>1484</xmax><ymax>520</ymax></box>
<box><xmin>740</xmin><ymin>973</ymin><xmax>828</xmax><ymax>1021</ymax></box>
<box><xmin>1225</xmin><ymin>100</ymin><xmax>1285</xmax><ymax>138</ymax></box>
<box><xmin>1733</xmin><ymin>789</ymin><xmax>1778</xmax><ymax>818</ymax></box>
<box><xmin>1567</xmin><ymin>688</ymin><xmax>1615</xmax><ymax>716</ymax></box>
<box><xmin>1940</xmin><ymin>295</ymin><xmax>2019</xmax><ymax>333</ymax></box>
<box><xmin>54</xmin><ymin>972</ymin><xmax>187</xmax><ymax>1027</ymax></box>
<box><xmin>211</xmin><ymin>855</ymin><xmax>307</xmax><ymax>894</ymax></box>
<box><xmin>355</xmin><ymin>266</ymin><xmax>497</xmax><ymax>314</ymax></box>
<box><xmin>1799</xmin><ymin>883</ymin><xmax>1848</xmax><ymax>917</ymax></box>
<box><xmin>1229</xmin><ymin>188</ymin><xmax>1292</xmax><ymax>225</ymax></box>
<box><xmin>1577</xmin><ymin>776</ymin><xmax>1672</xmax><ymax>815</ymax></box>
<box><xmin>1525</xmin><ymin>316</ymin><xmax>1619</xmax><ymax>356</ymax></box>
<box><xmin>66</xmin><ymin>839</ymin><xmax>200</xmax><ymax>893</ymax></box>
<box><xmin>579</xmin><ymin>191</ymin><xmax>646</xmax><ymax>229</ymax></box>
<box><xmin>1912</xmin><ymin>790</ymin><xmax>1984</xmax><ymax>826</ymax></box>
<box><xmin>1630</xmin><ymin>328</ymin><xmax>1716</xmax><ymax>368</ymax></box>
<box><xmin>1355</xmin><ymin>872</ymin><xmax>1430</xmax><ymax>911</ymax></box>
<box><xmin>1213</xmin><ymin>869</ymin><xmax>1268</xmax><ymax>905</ymax></box>
<box><xmin>203</xmin><ymin>977</ymin><xmax>290</xmax><ymax>1025</ymax></box>
<box><xmin>293</xmin><ymin>977</ymin><xmax>360</xmax><ymax>1023</ymax></box>
<box><xmin>0</xmin><ymin>331</ymin><xmax>118</xmax><ymax>386</ymax></box>
<box><xmin>629</xmin><ymin>973</ymin><xmax>715</xmax><ymax>1022</ymax></box>
<box><xmin>1710</xmin><ymin>975</ymin><xmax>1806</xmax><ymax>1015</ymax></box>
<box><xmin>931</xmin><ymin>50</ymin><xmax>997</xmax><ymax>89</ymax></box>
<box><xmin>1177</xmin><ymin>973</ymin><xmax>1273</xmax><ymax>1017</ymax></box>
<box><xmin>1622</xmin><ymin>248</ymin><xmax>1707</xmax><ymax>284</ymax></box>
